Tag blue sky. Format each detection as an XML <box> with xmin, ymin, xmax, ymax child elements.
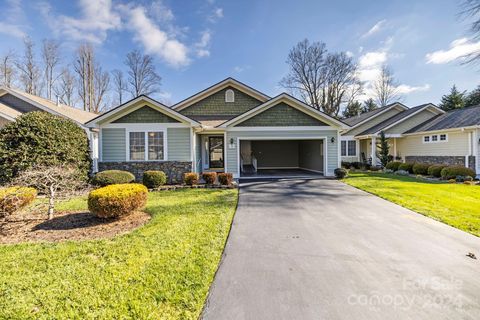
<box><xmin>0</xmin><ymin>0</ymin><xmax>479</xmax><ymax>108</ymax></box>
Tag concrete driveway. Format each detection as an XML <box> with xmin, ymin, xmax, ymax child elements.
<box><xmin>202</xmin><ymin>178</ymin><xmax>480</xmax><ymax>320</ymax></box>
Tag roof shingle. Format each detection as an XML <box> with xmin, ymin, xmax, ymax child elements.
<box><xmin>405</xmin><ymin>105</ymin><xmax>480</xmax><ymax>133</ymax></box>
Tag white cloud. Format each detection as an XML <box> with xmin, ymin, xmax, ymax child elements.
<box><xmin>195</xmin><ymin>30</ymin><xmax>211</xmax><ymax>57</ymax></box>
<box><xmin>120</xmin><ymin>4</ymin><xmax>189</xmax><ymax>67</ymax></box>
<box><xmin>359</xmin><ymin>51</ymin><xmax>388</xmax><ymax>69</ymax></box>
<box><xmin>425</xmin><ymin>38</ymin><xmax>480</xmax><ymax>64</ymax></box>
<box><xmin>208</xmin><ymin>7</ymin><xmax>224</xmax><ymax>22</ymax></box>
<box><xmin>233</xmin><ymin>65</ymin><xmax>250</xmax><ymax>73</ymax></box>
<box><xmin>396</xmin><ymin>84</ymin><xmax>430</xmax><ymax>94</ymax></box>
<box><xmin>0</xmin><ymin>21</ymin><xmax>25</xmax><ymax>38</ymax></box>
<box><xmin>0</xmin><ymin>0</ymin><xmax>26</xmax><ymax>38</ymax></box>
<box><xmin>345</xmin><ymin>51</ymin><xmax>354</xmax><ymax>58</ymax></box>
<box><xmin>362</xmin><ymin>19</ymin><xmax>386</xmax><ymax>38</ymax></box>
<box><xmin>151</xmin><ymin>0</ymin><xmax>174</xmax><ymax>23</ymax></box>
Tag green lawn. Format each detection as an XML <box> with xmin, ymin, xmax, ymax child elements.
<box><xmin>344</xmin><ymin>172</ymin><xmax>480</xmax><ymax>237</ymax></box>
<box><xmin>0</xmin><ymin>188</ymin><xmax>238</xmax><ymax>319</ymax></box>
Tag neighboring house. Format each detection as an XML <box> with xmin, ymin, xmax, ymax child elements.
<box><xmin>86</xmin><ymin>78</ymin><xmax>349</xmax><ymax>182</ymax></box>
<box><xmin>341</xmin><ymin>103</ymin><xmax>480</xmax><ymax>176</ymax></box>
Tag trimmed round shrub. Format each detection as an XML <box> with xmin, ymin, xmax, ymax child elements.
<box><xmin>92</xmin><ymin>170</ymin><xmax>135</xmax><ymax>186</ymax></box>
<box><xmin>218</xmin><ymin>172</ymin><xmax>233</xmax><ymax>185</ymax></box>
<box><xmin>202</xmin><ymin>172</ymin><xmax>217</xmax><ymax>185</ymax></box>
<box><xmin>142</xmin><ymin>171</ymin><xmax>167</xmax><ymax>188</ymax></box>
<box><xmin>385</xmin><ymin>161</ymin><xmax>402</xmax><ymax>171</ymax></box>
<box><xmin>341</xmin><ymin>161</ymin><xmax>352</xmax><ymax>169</ymax></box>
<box><xmin>441</xmin><ymin>166</ymin><xmax>476</xmax><ymax>180</ymax></box>
<box><xmin>350</xmin><ymin>162</ymin><xmax>362</xmax><ymax>169</ymax></box>
<box><xmin>0</xmin><ymin>111</ymin><xmax>91</xmax><ymax>183</ymax></box>
<box><xmin>88</xmin><ymin>183</ymin><xmax>147</xmax><ymax>219</ymax></box>
<box><xmin>0</xmin><ymin>186</ymin><xmax>37</xmax><ymax>217</ymax></box>
<box><xmin>398</xmin><ymin>162</ymin><xmax>414</xmax><ymax>174</ymax></box>
<box><xmin>412</xmin><ymin>163</ymin><xmax>430</xmax><ymax>175</ymax></box>
<box><xmin>427</xmin><ymin>164</ymin><xmax>447</xmax><ymax>178</ymax></box>
<box><xmin>184</xmin><ymin>173</ymin><xmax>199</xmax><ymax>186</ymax></box>
<box><xmin>334</xmin><ymin>168</ymin><xmax>348</xmax><ymax>179</ymax></box>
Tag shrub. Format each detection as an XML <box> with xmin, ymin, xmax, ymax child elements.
<box><xmin>0</xmin><ymin>111</ymin><xmax>91</xmax><ymax>183</ymax></box>
<box><xmin>334</xmin><ymin>168</ymin><xmax>348</xmax><ymax>179</ymax></box>
<box><xmin>184</xmin><ymin>173</ymin><xmax>199</xmax><ymax>186</ymax></box>
<box><xmin>341</xmin><ymin>161</ymin><xmax>352</xmax><ymax>169</ymax></box>
<box><xmin>385</xmin><ymin>161</ymin><xmax>402</xmax><ymax>171</ymax></box>
<box><xmin>142</xmin><ymin>171</ymin><xmax>167</xmax><ymax>188</ymax></box>
<box><xmin>0</xmin><ymin>186</ymin><xmax>36</xmax><ymax>217</ymax></box>
<box><xmin>440</xmin><ymin>166</ymin><xmax>476</xmax><ymax>180</ymax></box>
<box><xmin>202</xmin><ymin>172</ymin><xmax>217</xmax><ymax>185</ymax></box>
<box><xmin>412</xmin><ymin>163</ymin><xmax>430</xmax><ymax>175</ymax></box>
<box><xmin>370</xmin><ymin>166</ymin><xmax>382</xmax><ymax>172</ymax></box>
<box><xmin>218</xmin><ymin>173</ymin><xmax>233</xmax><ymax>185</ymax></box>
<box><xmin>427</xmin><ymin>164</ymin><xmax>447</xmax><ymax>178</ymax></box>
<box><xmin>456</xmin><ymin>175</ymin><xmax>473</xmax><ymax>183</ymax></box>
<box><xmin>92</xmin><ymin>170</ymin><xmax>135</xmax><ymax>186</ymax></box>
<box><xmin>384</xmin><ymin>169</ymin><xmax>394</xmax><ymax>174</ymax></box>
<box><xmin>350</xmin><ymin>162</ymin><xmax>362</xmax><ymax>169</ymax></box>
<box><xmin>398</xmin><ymin>162</ymin><xmax>414</xmax><ymax>174</ymax></box>
<box><xmin>395</xmin><ymin>170</ymin><xmax>410</xmax><ymax>176</ymax></box>
<box><xmin>88</xmin><ymin>183</ymin><xmax>147</xmax><ymax>219</ymax></box>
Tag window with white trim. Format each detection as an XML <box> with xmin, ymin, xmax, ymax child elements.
<box><xmin>129</xmin><ymin>131</ymin><xmax>165</xmax><ymax>161</ymax></box>
<box><xmin>225</xmin><ymin>89</ymin><xmax>235</xmax><ymax>103</ymax></box>
<box><xmin>341</xmin><ymin>140</ymin><xmax>357</xmax><ymax>156</ymax></box>
<box><xmin>424</xmin><ymin>136</ymin><xmax>430</xmax><ymax>142</ymax></box>
<box><xmin>440</xmin><ymin>134</ymin><xmax>447</xmax><ymax>141</ymax></box>
<box><xmin>431</xmin><ymin>135</ymin><xmax>438</xmax><ymax>142</ymax></box>
<box><xmin>423</xmin><ymin>134</ymin><xmax>447</xmax><ymax>143</ymax></box>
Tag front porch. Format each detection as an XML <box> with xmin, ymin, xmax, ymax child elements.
<box><xmin>358</xmin><ymin>136</ymin><xmax>401</xmax><ymax>166</ymax></box>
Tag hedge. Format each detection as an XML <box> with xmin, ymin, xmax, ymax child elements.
<box><xmin>0</xmin><ymin>186</ymin><xmax>37</xmax><ymax>217</ymax></box>
<box><xmin>202</xmin><ymin>172</ymin><xmax>217</xmax><ymax>185</ymax></box>
<box><xmin>88</xmin><ymin>183</ymin><xmax>148</xmax><ymax>219</ymax></box>
<box><xmin>92</xmin><ymin>170</ymin><xmax>135</xmax><ymax>186</ymax></box>
<box><xmin>142</xmin><ymin>171</ymin><xmax>167</xmax><ymax>188</ymax></box>
<box><xmin>184</xmin><ymin>173</ymin><xmax>199</xmax><ymax>186</ymax></box>
<box><xmin>412</xmin><ymin>163</ymin><xmax>430</xmax><ymax>175</ymax></box>
<box><xmin>398</xmin><ymin>162</ymin><xmax>414</xmax><ymax>174</ymax></box>
<box><xmin>440</xmin><ymin>166</ymin><xmax>476</xmax><ymax>180</ymax></box>
<box><xmin>427</xmin><ymin>164</ymin><xmax>447</xmax><ymax>178</ymax></box>
<box><xmin>385</xmin><ymin>161</ymin><xmax>402</xmax><ymax>171</ymax></box>
<box><xmin>218</xmin><ymin>173</ymin><xmax>233</xmax><ymax>185</ymax></box>
<box><xmin>334</xmin><ymin>168</ymin><xmax>348</xmax><ymax>179</ymax></box>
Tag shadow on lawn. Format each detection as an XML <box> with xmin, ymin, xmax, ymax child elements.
<box><xmin>33</xmin><ymin>212</ymin><xmax>113</xmax><ymax>231</ymax></box>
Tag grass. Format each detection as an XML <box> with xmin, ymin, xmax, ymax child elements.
<box><xmin>0</xmin><ymin>188</ymin><xmax>238</xmax><ymax>319</ymax></box>
<box><xmin>343</xmin><ymin>172</ymin><xmax>480</xmax><ymax>237</ymax></box>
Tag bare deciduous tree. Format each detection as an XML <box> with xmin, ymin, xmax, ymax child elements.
<box><xmin>11</xmin><ymin>165</ymin><xmax>86</xmax><ymax>220</ymax></box>
<box><xmin>93</xmin><ymin>66</ymin><xmax>110</xmax><ymax>112</ymax></box>
<box><xmin>460</xmin><ymin>0</ymin><xmax>480</xmax><ymax>63</ymax></box>
<box><xmin>16</xmin><ymin>37</ymin><xmax>41</xmax><ymax>95</ymax></box>
<box><xmin>280</xmin><ymin>39</ymin><xmax>359</xmax><ymax>116</ymax></box>
<box><xmin>373</xmin><ymin>64</ymin><xmax>402</xmax><ymax>106</ymax></box>
<box><xmin>125</xmin><ymin>50</ymin><xmax>161</xmax><ymax>97</ymax></box>
<box><xmin>0</xmin><ymin>50</ymin><xmax>16</xmax><ymax>88</ymax></box>
<box><xmin>54</xmin><ymin>67</ymin><xmax>76</xmax><ymax>106</ymax></box>
<box><xmin>41</xmin><ymin>39</ymin><xmax>61</xmax><ymax>100</ymax></box>
<box><xmin>112</xmin><ymin>69</ymin><xmax>127</xmax><ymax>105</ymax></box>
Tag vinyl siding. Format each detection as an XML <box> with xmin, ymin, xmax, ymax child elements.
<box><xmin>101</xmin><ymin>128</ymin><xmax>126</xmax><ymax>161</ymax></box>
<box><xmin>226</xmin><ymin>129</ymin><xmax>339</xmax><ymax>176</ymax></box>
<box><xmin>396</xmin><ymin>131</ymin><xmax>469</xmax><ymax>157</ymax></box>
<box><xmin>167</xmin><ymin>128</ymin><xmax>191</xmax><ymax>161</ymax></box>
<box><xmin>344</xmin><ymin>108</ymin><xmax>403</xmax><ymax>136</ymax></box>
<box><xmin>385</xmin><ymin>110</ymin><xmax>438</xmax><ymax>135</ymax></box>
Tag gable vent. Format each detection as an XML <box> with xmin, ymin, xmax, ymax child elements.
<box><xmin>225</xmin><ymin>89</ymin><xmax>235</xmax><ymax>103</ymax></box>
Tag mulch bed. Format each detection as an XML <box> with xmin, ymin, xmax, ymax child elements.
<box><xmin>0</xmin><ymin>211</ymin><xmax>150</xmax><ymax>244</ymax></box>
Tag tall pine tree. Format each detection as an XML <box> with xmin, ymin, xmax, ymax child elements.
<box><xmin>439</xmin><ymin>85</ymin><xmax>466</xmax><ymax>111</ymax></box>
<box><xmin>362</xmin><ymin>98</ymin><xmax>378</xmax><ymax>113</ymax></box>
<box><xmin>342</xmin><ymin>101</ymin><xmax>362</xmax><ymax>118</ymax></box>
<box><xmin>465</xmin><ymin>85</ymin><xmax>480</xmax><ymax>107</ymax></box>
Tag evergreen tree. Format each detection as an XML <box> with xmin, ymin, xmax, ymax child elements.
<box><xmin>439</xmin><ymin>85</ymin><xmax>466</xmax><ymax>111</ymax></box>
<box><xmin>362</xmin><ymin>98</ymin><xmax>378</xmax><ymax>113</ymax></box>
<box><xmin>342</xmin><ymin>101</ymin><xmax>362</xmax><ymax>118</ymax></box>
<box><xmin>465</xmin><ymin>85</ymin><xmax>480</xmax><ymax>107</ymax></box>
<box><xmin>376</xmin><ymin>131</ymin><xmax>390</xmax><ymax>167</ymax></box>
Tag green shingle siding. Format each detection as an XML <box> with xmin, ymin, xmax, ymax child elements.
<box><xmin>113</xmin><ymin>106</ymin><xmax>180</xmax><ymax>123</ymax></box>
<box><xmin>102</xmin><ymin>128</ymin><xmax>126</xmax><ymax>161</ymax></box>
<box><xmin>179</xmin><ymin>87</ymin><xmax>262</xmax><ymax>120</ymax></box>
<box><xmin>167</xmin><ymin>128</ymin><xmax>191</xmax><ymax>161</ymax></box>
<box><xmin>236</xmin><ymin>102</ymin><xmax>327</xmax><ymax>127</ymax></box>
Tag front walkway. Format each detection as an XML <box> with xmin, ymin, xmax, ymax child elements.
<box><xmin>202</xmin><ymin>179</ymin><xmax>480</xmax><ymax>320</ymax></box>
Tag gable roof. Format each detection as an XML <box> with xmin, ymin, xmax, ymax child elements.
<box><xmin>0</xmin><ymin>102</ymin><xmax>22</xmax><ymax>120</ymax></box>
<box><xmin>0</xmin><ymin>87</ymin><xmax>97</xmax><ymax>125</ymax></box>
<box><xmin>219</xmin><ymin>93</ymin><xmax>349</xmax><ymax>128</ymax></box>
<box><xmin>86</xmin><ymin>95</ymin><xmax>200</xmax><ymax>127</ymax></box>
<box><xmin>172</xmin><ymin>78</ymin><xmax>270</xmax><ymax>111</ymax></box>
<box><xmin>404</xmin><ymin>104</ymin><xmax>480</xmax><ymax>134</ymax></box>
<box><xmin>342</xmin><ymin>102</ymin><xmax>408</xmax><ymax>131</ymax></box>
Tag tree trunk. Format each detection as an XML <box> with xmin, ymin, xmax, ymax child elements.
<box><xmin>48</xmin><ymin>187</ymin><xmax>55</xmax><ymax>220</ymax></box>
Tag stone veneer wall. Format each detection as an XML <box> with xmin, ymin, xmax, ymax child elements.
<box><xmin>405</xmin><ymin>156</ymin><xmax>468</xmax><ymax>167</ymax></box>
<box><xmin>98</xmin><ymin>161</ymin><xmax>192</xmax><ymax>184</ymax></box>
<box><xmin>468</xmin><ymin>156</ymin><xmax>476</xmax><ymax>171</ymax></box>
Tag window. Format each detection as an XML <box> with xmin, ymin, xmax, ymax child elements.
<box><xmin>341</xmin><ymin>140</ymin><xmax>356</xmax><ymax>156</ymax></box>
<box><xmin>424</xmin><ymin>136</ymin><xmax>430</xmax><ymax>142</ymax></box>
<box><xmin>431</xmin><ymin>135</ymin><xmax>438</xmax><ymax>142</ymax></box>
<box><xmin>129</xmin><ymin>131</ymin><xmax>165</xmax><ymax>161</ymax></box>
<box><xmin>129</xmin><ymin>132</ymin><xmax>145</xmax><ymax>160</ymax></box>
<box><xmin>423</xmin><ymin>134</ymin><xmax>447</xmax><ymax>143</ymax></box>
<box><xmin>440</xmin><ymin>134</ymin><xmax>447</xmax><ymax>141</ymax></box>
<box><xmin>225</xmin><ymin>89</ymin><xmax>235</xmax><ymax>103</ymax></box>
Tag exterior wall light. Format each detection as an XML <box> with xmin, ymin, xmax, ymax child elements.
<box><xmin>330</xmin><ymin>137</ymin><xmax>335</xmax><ymax>143</ymax></box>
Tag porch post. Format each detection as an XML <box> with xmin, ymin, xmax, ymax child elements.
<box><xmin>371</xmin><ymin>136</ymin><xmax>377</xmax><ymax>166</ymax></box>
<box><xmin>393</xmin><ymin>138</ymin><xmax>397</xmax><ymax>158</ymax></box>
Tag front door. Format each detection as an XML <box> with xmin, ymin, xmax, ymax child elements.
<box><xmin>209</xmin><ymin>136</ymin><xmax>224</xmax><ymax>169</ymax></box>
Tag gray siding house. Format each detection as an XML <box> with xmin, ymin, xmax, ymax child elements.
<box><xmin>86</xmin><ymin>78</ymin><xmax>348</xmax><ymax>182</ymax></box>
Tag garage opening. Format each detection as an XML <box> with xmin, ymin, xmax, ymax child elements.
<box><xmin>239</xmin><ymin>139</ymin><xmax>324</xmax><ymax>178</ymax></box>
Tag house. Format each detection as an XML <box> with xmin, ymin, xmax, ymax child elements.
<box><xmin>0</xmin><ymin>86</ymin><xmax>97</xmax><ymax>130</ymax></box>
<box><xmin>86</xmin><ymin>78</ymin><xmax>349</xmax><ymax>182</ymax></box>
<box><xmin>341</xmin><ymin>103</ymin><xmax>480</xmax><ymax>176</ymax></box>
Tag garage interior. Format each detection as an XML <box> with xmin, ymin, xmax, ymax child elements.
<box><xmin>239</xmin><ymin>139</ymin><xmax>324</xmax><ymax>178</ymax></box>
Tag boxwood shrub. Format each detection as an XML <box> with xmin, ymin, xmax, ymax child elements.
<box><xmin>92</xmin><ymin>170</ymin><xmax>135</xmax><ymax>186</ymax></box>
<box><xmin>385</xmin><ymin>161</ymin><xmax>402</xmax><ymax>171</ymax></box>
<box><xmin>398</xmin><ymin>162</ymin><xmax>414</xmax><ymax>174</ymax></box>
<box><xmin>88</xmin><ymin>183</ymin><xmax>147</xmax><ymax>219</ymax></box>
<box><xmin>334</xmin><ymin>168</ymin><xmax>348</xmax><ymax>179</ymax></box>
<box><xmin>440</xmin><ymin>166</ymin><xmax>476</xmax><ymax>180</ymax></box>
<box><xmin>427</xmin><ymin>164</ymin><xmax>447</xmax><ymax>178</ymax></box>
<box><xmin>142</xmin><ymin>171</ymin><xmax>167</xmax><ymax>188</ymax></box>
<box><xmin>202</xmin><ymin>172</ymin><xmax>217</xmax><ymax>185</ymax></box>
<box><xmin>218</xmin><ymin>173</ymin><xmax>233</xmax><ymax>185</ymax></box>
<box><xmin>412</xmin><ymin>163</ymin><xmax>430</xmax><ymax>175</ymax></box>
<box><xmin>184</xmin><ymin>173</ymin><xmax>199</xmax><ymax>186</ymax></box>
<box><xmin>0</xmin><ymin>186</ymin><xmax>37</xmax><ymax>217</ymax></box>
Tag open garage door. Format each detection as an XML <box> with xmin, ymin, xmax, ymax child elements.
<box><xmin>239</xmin><ymin>139</ymin><xmax>324</xmax><ymax>178</ymax></box>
